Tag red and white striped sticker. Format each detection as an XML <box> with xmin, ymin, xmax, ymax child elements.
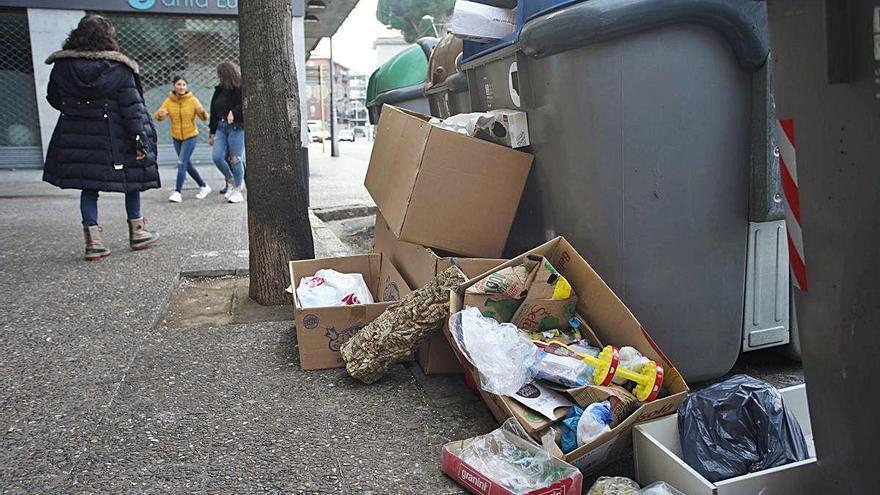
<box><xmin>778</xmin><ymin>119</ymin><xmax>808</xmax><ymax>291</ymax></box>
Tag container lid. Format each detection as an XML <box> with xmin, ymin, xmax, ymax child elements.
<box><xmin>366</xmin><ymin>37</ymin><xmax>435</xmax><ymax>105</ymax></box>
<box><xmin>425</xmin><ymin>33</ymin><xmax>463</xmax><ymax>91</ymax></box>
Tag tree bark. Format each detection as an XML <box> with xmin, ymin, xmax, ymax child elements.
<box><xmin>239</xmin><ymin>0</ymin><xmax>314</xmax><ymax>305</ymax></box>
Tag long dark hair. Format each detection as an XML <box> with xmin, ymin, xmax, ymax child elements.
<box><xmin>173</xmin><ymin>75</ymin><xmax>187</xmax><ymax>84</ymax></box>
<box><xmin>63</xmin><ymin>15</ymin><xmax>120</xmax><ymax>52</ymax></box>
<box><xmin>217</xmin><ymin>62</ymin><xmax>241</xmax><ymax>89</ymax></box>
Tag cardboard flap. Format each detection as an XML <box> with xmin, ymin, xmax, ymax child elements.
<box><xmin>364</xmin><ymin>106</ymin><xmax>432</xmax><ymax>237</ymax></box>
<box><xmin>377</xmin><ymin>253</ymin><xmax>411</xmax><ymax>302</ymax></box>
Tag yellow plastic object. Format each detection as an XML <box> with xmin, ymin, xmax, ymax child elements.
<box><xmin>537</xmin><ymin>342</ymin><xmax>664</xmax><ymax>402</ymax></box>
<box><xmin>551</xmin><ymin>276</ymin><xmax>573</xmax><ymax>300</ymax></box>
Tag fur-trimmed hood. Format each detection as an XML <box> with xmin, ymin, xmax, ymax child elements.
<box><xmin>46</xmin><ymin>50</ymin><xmax>139</xmax><ymax>74</ymax></box>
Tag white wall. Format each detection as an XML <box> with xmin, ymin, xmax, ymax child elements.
<box><xmin>374</xmin><ymin>37</ymin><xmax>410</xmax><ymax>67</ymax></box>
<box><xmin>292</xmin><ymin>16</ymin><xmax>309</xmax><ymax>147</ymax></box>
<box><xmin>27</xmin><ymin>8</ymin><xmax>84</xmax><ymax>159</ymax></box>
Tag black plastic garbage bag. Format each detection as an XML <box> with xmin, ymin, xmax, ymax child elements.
<box><xmin>677</xmin><ymin>374</ymin><xmax>809</xmax><ymax>482</ymax></box>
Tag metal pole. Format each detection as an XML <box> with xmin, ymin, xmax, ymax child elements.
<box><xmin>329</xmin><ymin>36</ymin><xmax>339</xmax><ymax>157</ymax></box>
<box><xmin>318</xmin><ymin>64</ymin><xmax>325</xmax><ymax>154</ymax></box>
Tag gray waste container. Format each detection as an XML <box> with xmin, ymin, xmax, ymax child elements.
<box><xmin>461</xmin><ymin>0</ymin><xmax>786</xmax><ymax>381</ymax></box>
<box><xmin>424</xmin><ymin>33</ymin><xmax>471</xmax><ymax>119</ymax></box>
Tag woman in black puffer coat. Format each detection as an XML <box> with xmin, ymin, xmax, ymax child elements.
<box><xmin>44</xmin><ymin>15</ymin><xmax>160</xmax><ymax>261</ymax></box>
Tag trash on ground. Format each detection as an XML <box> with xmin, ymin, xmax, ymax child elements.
<box><xmin>448</xmin><ymin>306</ymin><xmax>542</xmax><ymax>395</ymax></box>
<box><xmin>677</xmin><ymin>374</ymin><xmax>810</xmax><ymax>482</ymax></box>
<box><xmin>464</xmin><ymin>255</ymin><xmax>578</xmax><ymax>333</ymax></box>
<box><xmin>340</xmin><ymin>266</ymin><xmax>467</xmax><ymax>384</ymax></box>
<box><xmin>586</xmin><ymin>476</ymin><xmax>641</xmax><ymax>495</ymax></box>
<box><xmin>451</xmin><ymin>0</ymin><xmax>516</xmax><ymax>42</ymax></box>
<box><xmin>295</xmin><ymin>268</ymin><xmax>374</xmax><ymax>308</ymax></box>
<box><xmin>429</xmin><ymin>109</ymin><xmax>530</xmax><ymax>148</ymax></box>
<box><xmin>633</xmin><ymin>383</ymin><xmax>815</xmax><ymax>495</ymax></box>
<box><xmin>445</xmin><ymin>237</ymin><xmax>690</xmax><ymax>474</ymax></box>
<box><xmin>442</xmin><ymin>418</ymin><xmax>583</xmax><ymax>495</ymax></box>
<box><xmin>288</xmin><ymin>254</ymin><xmax>410</xmax><ymax>371</ymax></box>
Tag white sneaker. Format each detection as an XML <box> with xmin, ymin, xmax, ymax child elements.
<box><xmin>223</xmin><ymin>187</ymin><xmax>234</xmax><ymax>200</ymax></box>
<box><xmin>196</xmin><ymin>185</ymin><xmax>212</xmax><ymax>199</ymax></box>
<box><xmin>227</xmin><ymin>190</ymin><xmax>244</xmax><ymax>203</ymax></box>
<box><xmin>168</xmin><ymin>191</ymin><xmax>182</xmax><ymax>203</ymax></box>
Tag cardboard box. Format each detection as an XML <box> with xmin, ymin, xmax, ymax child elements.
<box><xmin>365</xmin><ymin>105</ymin><xmax>533</xmax><ymax>258</ymax></box>
<box><xmin>442</xmin><ymin>429</ymin><xmax>583</xmax><ymax>495</ymax></box>
<box><xmin>444</xmin><ymin>237</ymin><xmax>690</xmax><ymax>475</ymax></box>
<box><xmin>372</xmin><ymin>211</ymin><xmax>505</xmax><ymax>374</ymax></box>
<box><xmin>288</xmin><ymin>254</ymin><xmax>410</xmax><ymax>371</ymax></box>
<box><xmin>633</xmin><ymin>384</ymin><xmax>816</xmax><ymax>495</ymax></box>
<box><xmin>451</xmin><ymin>0</ymin><xmax>517</xmax><ymax>42</ymax></box>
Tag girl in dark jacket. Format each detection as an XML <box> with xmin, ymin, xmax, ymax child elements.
<box><xmin>43</xmin><ymin>15</ymin><xmax>160</xmax><ymax>260</ymax></box>
<box><xmin>208</xmin><ymin>62</ymin><xmax>245</xmax><ymax>204</ymax></box>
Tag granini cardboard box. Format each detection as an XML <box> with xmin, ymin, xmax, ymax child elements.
<box><xmin>444</xmin><ymin>237</ymin><xmax>690</xmax><ymax>475</ymax></box>
<box><xmin>364</xmin><ymin>105</ymin><xmax>533</xmax><ymax>258</ymax></box>
<box><xmin>373</xmin><ymin>211</ymin><xmax>505</xmax><ymax>374</ymax></box>
<box><xmin>288</xmin><ymin>254</ymin><xmax>410</xmax><ymax>371</ymax></box>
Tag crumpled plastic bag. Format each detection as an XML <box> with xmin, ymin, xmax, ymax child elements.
<box><xmin>340</xmin><ymin>267</ymin><xmax>467</xmax><ymax>384</ymax></box>
<box><xmin>586</xmin><ymin>476</ymin><xmax>640</xmax><ymax>495</ymax></box>
<box><xmin>456</xmin><ymin>418</ymin><xmax>581</xmax><ymax>495</ymax></box>
<box><xmin>296</xmin><ymin>269</ymin><xmax>374</xmax><ymax>308</ymax></box>
<box><xmin>448</xmin><ymin>306</ymin><xmax>542</xmax><ymax>395</ymax></box>
<box><xmin>637</xmin><ymin>481</ymin><xmax>686</xmax><ymax>495</ymax></box>
<box><xmin>577</xmin><ymin>400</ymin><xmax>613</xmax><ymax>446</ymax></box>
<box><xmin>678</xmin><ymin>374</ymin><xmax>810</xmax><ymax>482</ymax></box>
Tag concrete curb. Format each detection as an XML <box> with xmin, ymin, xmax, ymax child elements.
<box><xmin>309</xmin><ymin>210</ymin><xmax>353</xmax><ymax>258</ymax></box>
<box><xmin>312</xmin><ymin>204</ymin><xmax>377</xmax><ymax>222</ymax></box>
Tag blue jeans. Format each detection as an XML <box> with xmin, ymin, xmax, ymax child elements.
<box><xmin>212</xmin><ymin>122</ymin><xmax>245</xmax><ymax>189</ymax></box>
<box><xmin>80</xmin><ymin>190</ymin><xmax>141</xmax><ymax>227</ymax></box>
<box><xmin>173</xmin><ymin>137</ymin><xmax>206</xmax><ymax>193</ymax></box>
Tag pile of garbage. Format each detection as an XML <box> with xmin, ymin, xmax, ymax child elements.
<box><xmin>285</xmin><ymin>0</ymin><xmax>814</xmax><ymax>488</ymax></box>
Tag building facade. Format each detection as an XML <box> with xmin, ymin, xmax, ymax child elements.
<box><xmin>0</xmin><ymin>0</ymin><xmax>354</xmax><ymax>170</ymax></box>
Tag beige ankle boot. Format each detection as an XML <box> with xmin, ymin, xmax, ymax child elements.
<box><xmin>83</xmin><ymin>225</ymin><xmax>111</xmax><ymax>261</ymax></box>
<box><xmin>127</xmin><ymin>218</ymin><xmax>160</xmax><ymax>250</ymax></box>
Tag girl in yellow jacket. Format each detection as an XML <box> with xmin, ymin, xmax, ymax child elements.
<box><xmin>154</xmin><ymin>75</ymin><xmax>212</xmax><ymax>203</ymax></box>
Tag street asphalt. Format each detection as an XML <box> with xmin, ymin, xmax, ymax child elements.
<box><xmin>0</xmin><ymin>139</ymin><xmax>803</xmax><ymax>494</ymax></box>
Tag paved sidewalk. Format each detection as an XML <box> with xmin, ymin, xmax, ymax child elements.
<box><xmin>0</xmin><ymin>156</ymin><xmax>491</xmax><ymax>494</ymax></box>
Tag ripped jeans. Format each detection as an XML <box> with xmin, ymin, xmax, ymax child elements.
<box><xmin>212</xmin><ymin>121</ymin><xmax>245</xmax><ymax>189</ymax></box>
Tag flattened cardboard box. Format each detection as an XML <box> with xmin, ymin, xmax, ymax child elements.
<box><xmin>444</xmin><ymin>237</ymin><xmax>690</xmax><ymax>475</ymax></box>
<box><xmin>289</xmin><ymin>254</ymin><xmax>410</xmax><ymax>371</ymax></box>
<box><xmin>373</xmin><ymin>211</ymin><xmax>505</xmax><ymax>374</ymax></box>
<box><xmin>365</xmin><ymin>105</ymin><xmax>533</xmax><ymax>258</ymax></box>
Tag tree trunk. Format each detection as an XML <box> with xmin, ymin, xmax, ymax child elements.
<box><xmin>239</xmin><ymin>0</ymin><xmax>314</xmax><ymax>305</ymax></box>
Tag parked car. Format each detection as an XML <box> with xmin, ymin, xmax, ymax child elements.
<box><xmin>307</xmin><ymin>121</ymin><xmax>330</xmax><ymax>142</ymax></box>
<box><xmin>339</xmin><ymin>129</ymin><xmax>355</xmax><ymax>142</ymax></box>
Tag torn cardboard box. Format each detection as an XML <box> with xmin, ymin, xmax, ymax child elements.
<box><xmin>373</xmin><ymin>211</ymin><xmax>505</xmax><ymax>374</ymax></box>
<box><xmin>288</xmin><ymin>254</ymin><xmax>410</xmax><ymax>371</ymax></box>
<box><xmin>365</xmin><ymin>105</ymin><xmax>532</xmax><ymax>258</ymax></box>
<box><xmin>444</xmin><ymin>237</ymin><xmax>690</xmax><ymax>476</ymax></box>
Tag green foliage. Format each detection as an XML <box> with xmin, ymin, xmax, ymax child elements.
<box><xmin>376</xmin><ymin>0</ymin><xmax>454</xmax><ymax>43</ymax></box>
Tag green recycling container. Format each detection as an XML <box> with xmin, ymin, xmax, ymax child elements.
<box><xmin>366</xmin><ymin>37</ymin><xmax>436</xmax><ymax>124</ymax></box>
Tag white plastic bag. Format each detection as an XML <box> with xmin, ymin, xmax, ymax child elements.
<box><xmin>612</xmin><ymin>346</ymin><xmax>650</xmax><ymax>385</ymax></box>
<box><xmin>296</xmin><ymin>269</ymin><xmax>374</xmax><ymax>308</ymax></box>
<box><xmin>449</xmin><ymin>307</ymin><xmax>542</xmax><ymax>396</ymax></box>
<box><xmin>576</xmin><ymin>400</ymin><xmax>613</xmax><ymax>446</ymax></box>
<box><xmin>637</xmin><ymin>481</ymin><xmax>686</xmax><ymax>495</ymax></box>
